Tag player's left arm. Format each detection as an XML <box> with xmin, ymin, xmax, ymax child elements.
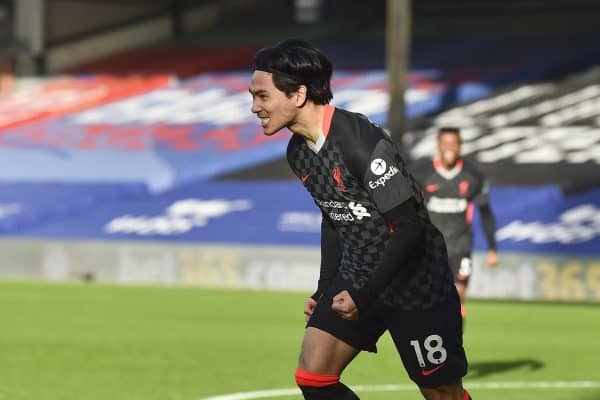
<box><xmin>474</xmin><ymin>175</ymin><xmax>499</xmax><ymax>267</ymax></box>
<box><xmin>333</xmin><ymin>120</ymin><xmax>424</xmax><ymax>317</ymax></box>
<box><xmin>344</xmin><ymin>198</ymin><xmax>424</xmax><ymax>315</ymax></box>
<box><xmin>333</xmin><ymin>196</ymin><xmax>423</xmax><ymax>319</ymax></box>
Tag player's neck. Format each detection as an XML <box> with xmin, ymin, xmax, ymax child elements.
<box><xmin>288</xmin><ymin>103</ymin><xmax>326</xmax><ymax>144</ymax></box>
<box><xmin>441</xmin><ymin>161</ymin><xmax>458</xmax><ymax>170</ymax></box>
<box><xmin>439</xmin><ymin>157</ymin><xmax>462</xmax><ymax>171</ymax></box>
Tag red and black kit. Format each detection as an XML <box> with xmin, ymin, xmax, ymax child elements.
<box><xmin>412</xmin><ymin>157</ymin><xmax>497</xmax><ymax>285</ymax></box>
<box><xmin>287</xmin><ymin>105</ymin><xmax>467</xmax><ymax>387</ymax></box>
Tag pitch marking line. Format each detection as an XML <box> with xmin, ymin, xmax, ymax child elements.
<box><xmin>200</xmin><ymin>380</ymin><xmax>600</xmax><ymax>400</ymax></box>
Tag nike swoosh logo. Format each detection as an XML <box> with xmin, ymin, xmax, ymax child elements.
<box><xmin>301</xmin><ymin>174</ymin><xmax>310</xmax><ymax>183</ymax></box>
<box><xmin>421</xmin><ymin>364</ymin><xmax>445</xmax><ymax>376</ymax></box>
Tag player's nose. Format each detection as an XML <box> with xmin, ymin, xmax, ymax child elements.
<box><xmin>251</xmin><ymin>99</ymin><xmax>261</xmax><ymax>114</ymax></box>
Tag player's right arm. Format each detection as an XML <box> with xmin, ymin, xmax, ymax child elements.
<box><xmin>305</xmin><ymin>212</ymin><xmax>342</xmax><ymax>320</ymax></box>
<box><xmin>313</xmin><ymin>212</ymin><xmax>342</xmax><ymax>301</ymax></box>
<box><xmin>287</xmin><ymin>136</ymin><xmax>341</xmax><ymax>318</ymax></box>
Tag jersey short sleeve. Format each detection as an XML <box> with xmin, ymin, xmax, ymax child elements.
<box><xmin>359</xmin><ymin>132</ymin><xmax>414</xmax><ymax>214</ymax></box>
<box><xmin>467</xmin><ymin>162</ymin><xmax>491</xmax><ymax>206</ymax></box>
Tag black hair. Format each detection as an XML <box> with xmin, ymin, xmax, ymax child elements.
<box><xmin>253</xmin><ymin>39</ymin><xmax>333</xmax><ymax>105</ymax></box>
<box><xmin>437</xmin><ymin>126</ymin><xmax>462</xmax><ymax>142</ymax></box>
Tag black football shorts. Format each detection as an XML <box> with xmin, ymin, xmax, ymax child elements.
<box><xmin>306</xmin><ymin>276</ymin><xmax>468</xmax><ymax>388</ymax></box>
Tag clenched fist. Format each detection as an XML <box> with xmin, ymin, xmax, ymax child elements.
<box><xmin>332</xmin><ymin>290</ymin><xmax>359</xmax><ymax>320</ymax></box>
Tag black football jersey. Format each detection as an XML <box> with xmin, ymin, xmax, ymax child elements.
<box><xmin>287</xmin><ymin>106</ymin><xmax>453</xmax><ymax>310</ymax></box>
<box><xmin>412</xmin><ymin>157</ymin><xmax>491</xmax><ymax>256</ymax></box>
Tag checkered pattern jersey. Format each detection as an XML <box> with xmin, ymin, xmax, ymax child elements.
<box><xmin>287</xmin><ymin>108</ymin><xmax>454</xmax><ymax>310</ymax></box>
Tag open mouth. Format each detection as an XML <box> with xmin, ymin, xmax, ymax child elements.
<box><xmin>258</xmin><ymin>116</ymin><xmax>270</xmax><ymax>127</ymax></box>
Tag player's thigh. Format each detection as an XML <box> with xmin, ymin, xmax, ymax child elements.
<box><xmin>383</xmin><ymin>290</ymin><xmax>467</xmax><ymax>389</ymax></box>
<box><xmin>300</xmin><ymin>277</ymin><xmax>386</xmax><ymax>374</ymax></box>
<box><xmin>297</xmin><ymin>327</ymin><xmax>360</xmax><ymax>375</ymax></box>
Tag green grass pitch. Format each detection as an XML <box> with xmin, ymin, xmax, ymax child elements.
<box><xmin>1</xmin><ymin>280</ymin><xmax>599</xmax><ymax>400</ymax></box>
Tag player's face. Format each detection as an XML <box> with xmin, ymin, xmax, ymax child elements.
<box><xmin>249</xmin><ymin>71</ymin><xmax>298</xmax><ymax>136</ymax></box>
<box><xmin>437</xmin><ymin>132</ymin><xmax>461</xmax><ymax>166</ymax></box>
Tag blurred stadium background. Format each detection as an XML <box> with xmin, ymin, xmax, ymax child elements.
<box><xmin>0</xmin><ymin>1</ymin><xmax>599</xmax><ymax>399</ymax></box>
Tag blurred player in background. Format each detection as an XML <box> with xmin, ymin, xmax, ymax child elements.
<box><xmin>412</xmin><ymin>127</ymin><xmax>499</xmax><ymax>321</ymax></box>
<box><xmin>249</xmin><ymin>40</ymin><xmax>473</xmax><ymax>400</ymax></box>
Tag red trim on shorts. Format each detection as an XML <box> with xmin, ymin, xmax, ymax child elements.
<box><xmin>322</xmin><ymin>104</ymin><xmax>335</xmax><ymax>137</ymax></box>
<box><xmin>295</xmin><ymin>369</ymin><xmax>339</xmax><ymax>387</ymax></box>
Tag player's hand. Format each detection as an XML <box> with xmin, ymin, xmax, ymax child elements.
<box><xmin>304</xmin><ymin>297</ymin><xmax>317</xmax><ymax>322</ymax></box>
<box><xmin>332</xmin><ymin>290</ymin><xmax>359</xmax><ymax>320</ymax></box>
<box><xmin>486</xmin><ymin>250</ymin><xmax>499</xmax><ymax>267</ymax></box>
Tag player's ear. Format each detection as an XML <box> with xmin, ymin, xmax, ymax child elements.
<box><xmin>295</xmin><ymin>85</ymin><xmax>308</xmax><ymax>107</ymax></box>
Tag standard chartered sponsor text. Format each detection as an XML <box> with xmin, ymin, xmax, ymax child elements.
<box><xmin>316</xmin><ymin>199</ymin><xmax>346</xmax><ymax>209</ymax></box>
<box><xmin>329</xmin><ymin>212</ymin><xmax>356</xmax><ymax>222</ymax></box>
